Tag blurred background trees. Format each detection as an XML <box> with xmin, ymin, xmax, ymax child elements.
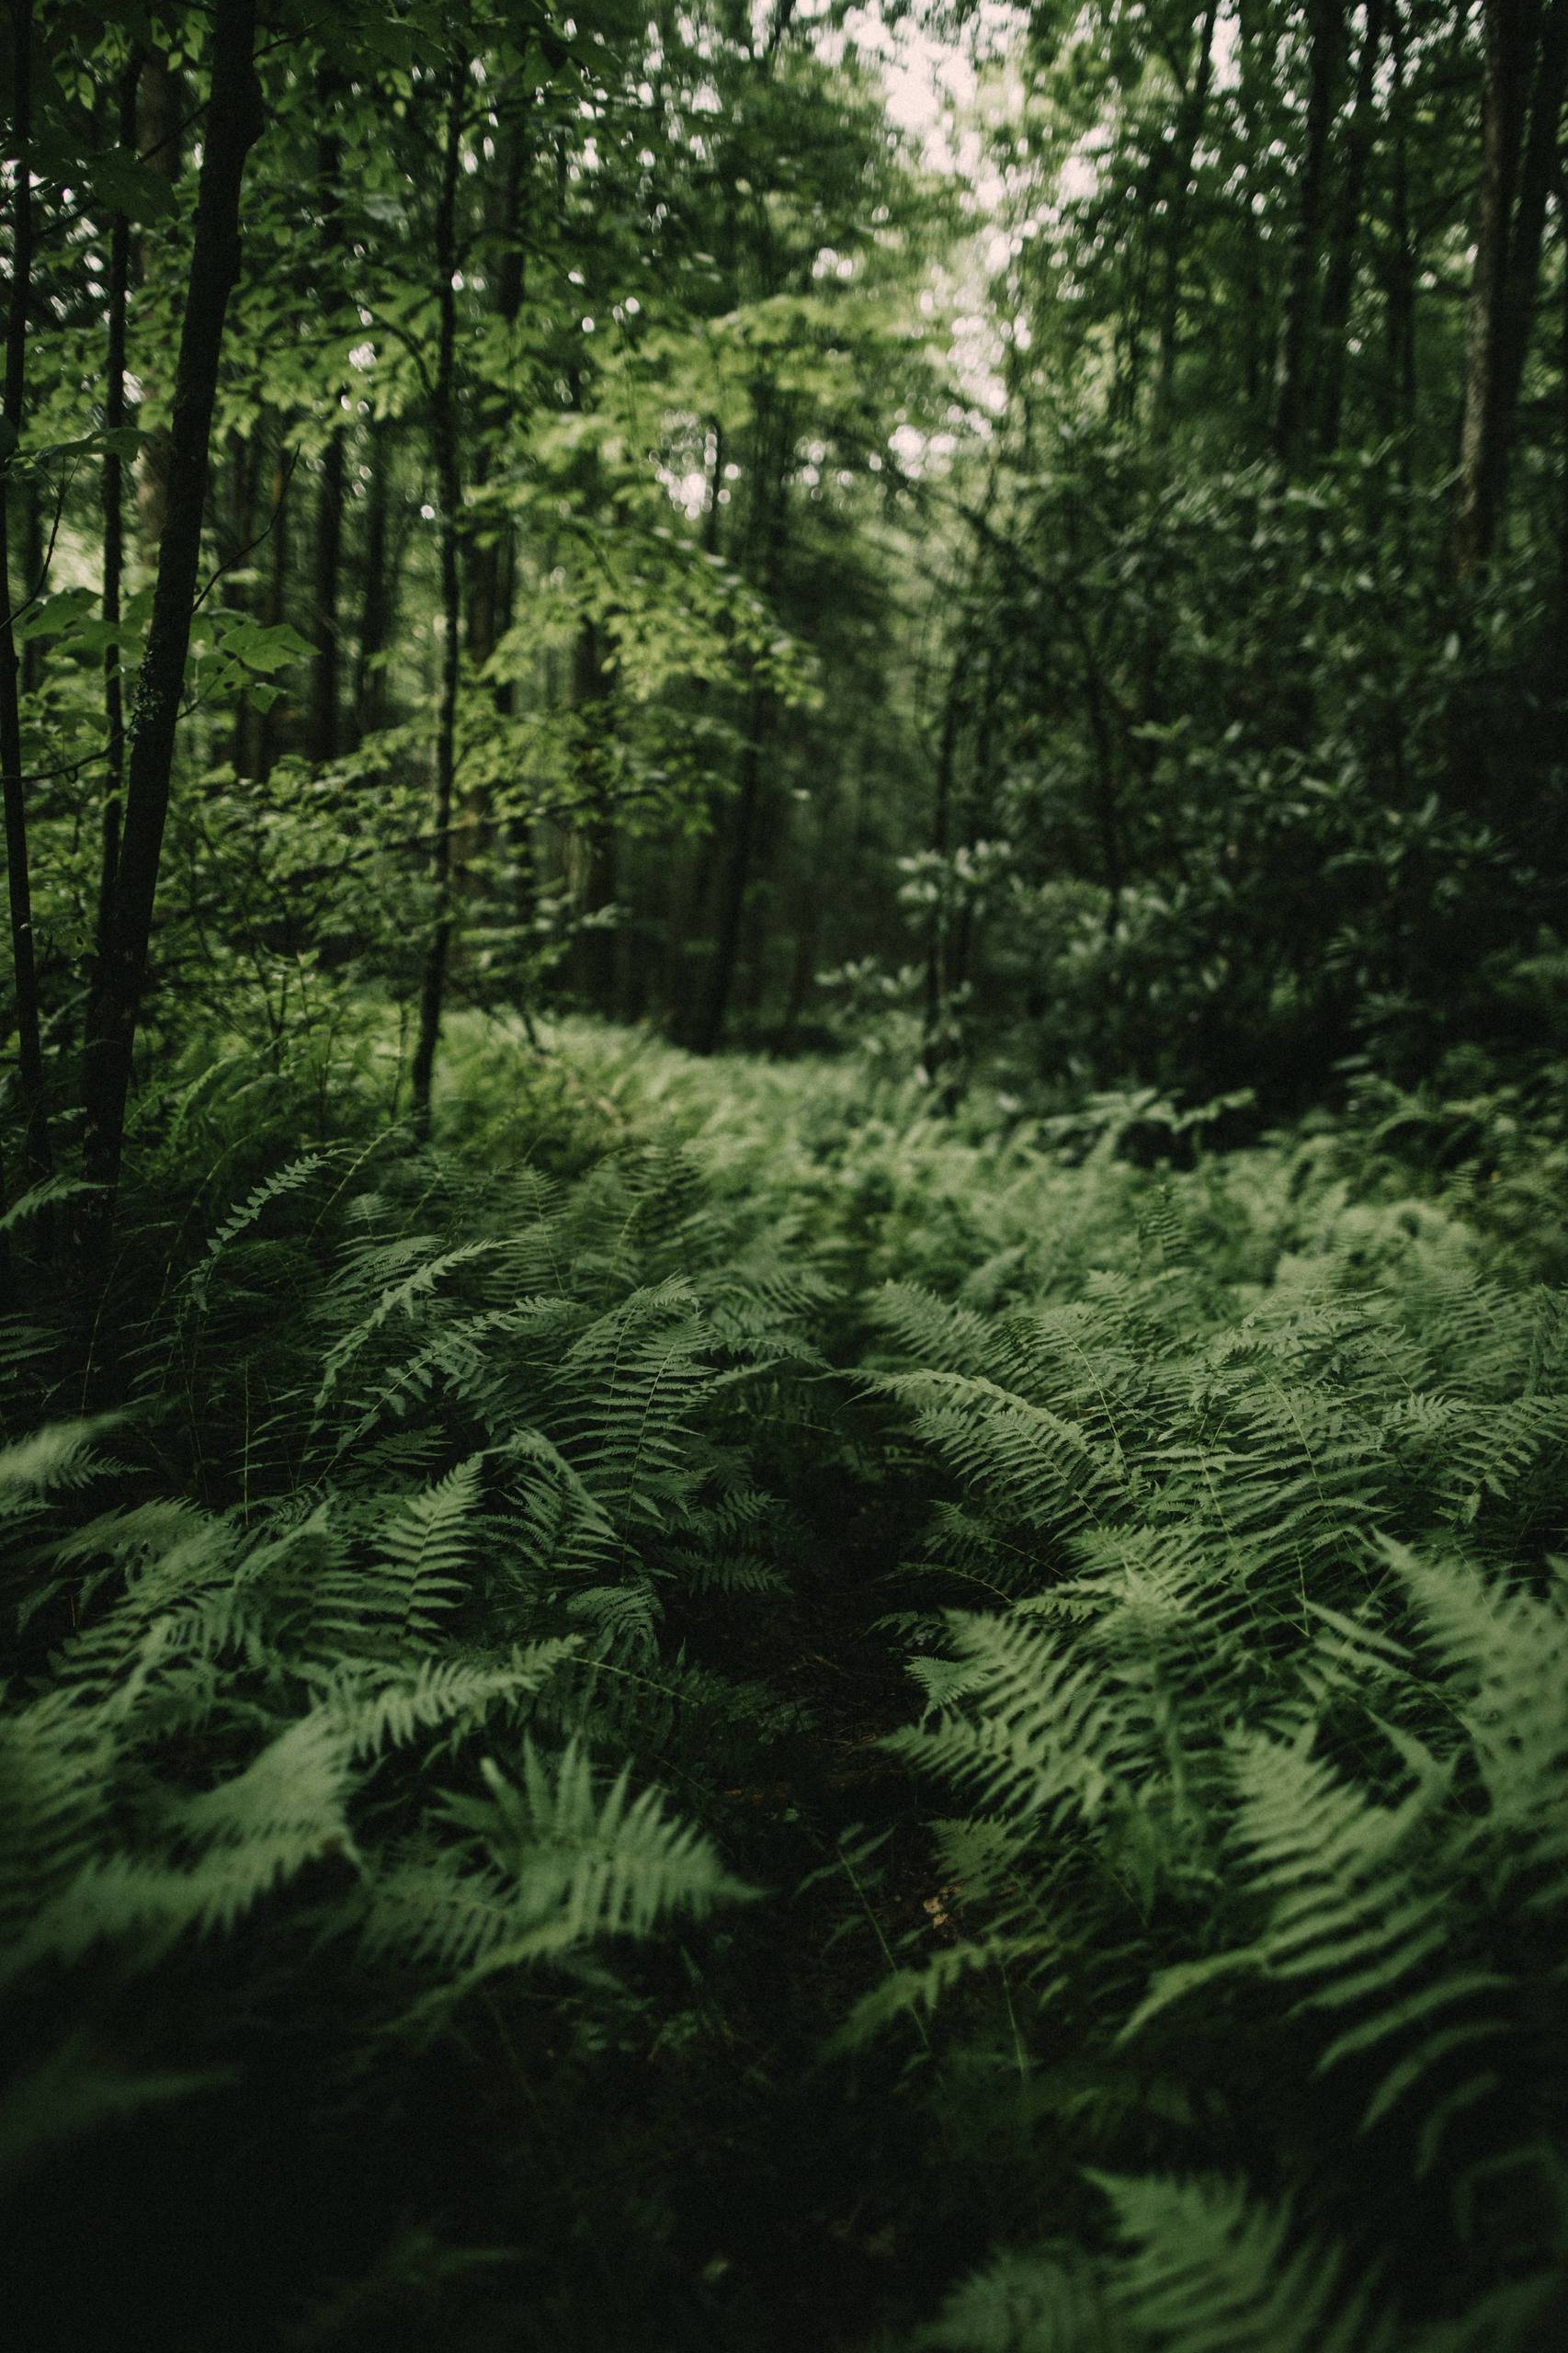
<box><xmin>3</xmin><ymin>0</ymin><xmax>1567</xmax><ymax>1220</ymax></box>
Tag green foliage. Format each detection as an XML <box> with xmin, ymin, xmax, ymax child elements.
<box><xmin>8</xmin><ymin>1012</ymin><xmax>1565</xmax><ymax>2342</ymax></box>
<box><xmin>848</xmin><ymin>1108</ymin><xmax>1568</xmax><ymax>2351</ymax></box>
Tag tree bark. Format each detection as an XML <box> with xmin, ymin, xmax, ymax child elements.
<box><xmin>1315</xmin><ymin>0</ymin><xmax>1388</xmax><ymax>455</ymax></box>
<box><xmin>253</xmin><ymin>421</ymin><xmax>292</xmax><ymax>778</ymax></box>
<box><xmin>409</xmin><ymin>60</ymin><xmax>465</xmax><ymax>1139</ymax></box>
<box><xmin>1</xmin><ymin>0</ymin><xmax>51</xmax><ymax>1189</ymax></box>
<box><xmin>570</xmin><ymin>615</ymin><xmax>620</xmax><ymax>1012</ymax></box>
<box><xmin>1273</xmin><ymin>0</ymin><xmax>1347</xmax><ymax>464</ymax></box>
<box><xmin>351</xmin><ymin>413</ymin><xmax>392</xmax><ymax>744</ymax></box>
<box><xmin>920</xmin><ymin>647</ymin><xmax>965</xmax><ymax>1086</ymax></box>
<box><xmin>1380</xmin><ymin>0</ymin><xmax>1420</xmax><ymax>464</ymax></box>
<box><xmin>692</xmin><ymin>401</ymin><xmax>790</xmax><ymax>1057</ymax></box>
<box><xmin>306</xmin><ymin>68</ymin><xmax>346</xmax><ymax>767</ymax></box>
<box><xmin>131</xmin><ymin>49</ymin><xmax>185</xmax><ymax>564</ymax></box>
<box><xmin>85</xmin><ymin>48</ymin><xmax>142</xmax><ymax>1063</ymax></box>
<box><xmin>80</xmin><ymin>0</ymin><xmax>264</xmax><ymax>1222</ymax></box>
<box><xmin>1153</xmin><ymin>0</ymin><xmax>1221</xmax><ymax>435</ymax></box>
<box><xmin>1449</xmin><ymin>0</ymin><xmax>1568</xmax><ymax>578</ymax></box>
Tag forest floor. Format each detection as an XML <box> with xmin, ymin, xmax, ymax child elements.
<box><xmin>6</xmin><ymin>1015</ymin><xmax>1568</xmax><ymax>2352</ymax></box>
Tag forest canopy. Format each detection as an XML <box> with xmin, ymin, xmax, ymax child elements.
<box><xmin>3</xmin><ymin>2</ymin><xmax>1567</xmax><ymax>2347</ymax></box>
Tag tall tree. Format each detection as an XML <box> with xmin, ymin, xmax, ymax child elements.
<box><xmin>408</xmin><ymin>55</ymin><xmax>465</xmax><ymax>1138</ymax></box>
<box><xmin>1273</xmin><ymin>0</ymin><xmax>1347</xmax><ymax>464</ymax></box>
<box><xmin>1449</xmin><ymin>0</ymin><xmax>1568</xmax><ymax>577</ymax></box>
<box><xmin>306</xmin><ymin>62</ymin><xmax>347</xmax><ymax>767</ymax></box>
<box><xmin>87</xmin><ymin>45</ymin><xmax>142</xmax><ymax>1059</ymax></box>
<box><xmin>1</xmin><ymin>0</ymin><xmax>50</xmax><ymax>1188</ymax></box>
<box><xmin>81</xmin><ymin>0</ymin><xmax>265</xmax><ymax>1220</ymax></box>
<box><xmin>1314</xmin><ymin>0</ymin><xmax>1388</xmax><ymax>454</ymax></box>
<box><xmin>1153</xmin><ymin>0</ymin><xmax>1222</xmax><ymax>435</ymax></box>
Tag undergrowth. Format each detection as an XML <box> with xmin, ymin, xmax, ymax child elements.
<box><xmin>3</xmin><ymin>1012</ymin><xmax>1565</xmax><ymax>2348</ymax></box>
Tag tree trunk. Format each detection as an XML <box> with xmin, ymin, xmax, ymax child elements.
<box><xmin>131</xmin><ymin>48</ymin><xmax>185</xmax><ymax>564</ymax></box>
<box><xmin>1</xmin><ymin>0</ymin><xmax>51</xmax><ymax>1190</ymax></box>
<box><xmin>80</xmin><ymin>0</ymin><xmax>263</xmax><ymax>1223</ymax></box>
<box><xmin>1315</xmin><ymin>0</ymin><xmax>1388</xmax><ymax>455</ymax></box>
<box><xmin>1449</xmin><ymin>0</ymin><xmax>1568</xmax><ymax>578</ymax></box>
<box><xmin>1153</xmin><ymin>0</ymin><xmax>1221</xmax><ymax>435</ymax></box>
<box><xmin>409</xmin><ymin>60</ymin><xmax>465</xmax><ymax>1140</ymax></box>
<box><xmin>86</xmin><ymin>47</ymin><xmax>142</xmax><ymax>1063</ymax></box>
<box><xmin>306</xmin><ymin>69</ymin><xmax>346</xmax><ymax>767</ymax></box>
<box><xmin>352</xmin><ymin>413</ymin><xmax>392</xmax><ymax>744</ymax></box>
<box><xmin>254</xmin><ymin>421</ymin><xmax>292</xmax><ymax>777</ymax></box>
<box><xmin>570</xmin><ymin>616</ymin><xmax>620</xmax><ymax>1012</ymax></box>
<box><xmin>920</xmin><ymin>653</ymin><xmax>965</xmax><ymax>1086</ymax></box>
<box><xmin>1381</xmin><ymin>0</ymin><xmax>1420</xmax><ymax>466</ymax></box>
<box><xmin>456</xmin><ymin>112</ymin><xmax>529</xmax><ymax>928</ymax></box>
<box><xmin>19</xmin><ymin>472</ymin><xmax>43</xmax><ymax>696</ymax></box>
<box><xmin>693</xmin><ymin>670</ymin><xmax>767</xmax><ymax>1057</ymax></box>
<box><xmin>1272</xmin><ymin>0</ymin><xmax>1347</xmax><ymax>464</ymax></box>
<box><xmin>1558</xmin><ymin>162</ymin><xmax>1568</xmax><ymax>626</ymax></box>
<box><xmin>691</xmin><ymin>400</ymin><xmax>789</xmax><ymax>1057</ymax></box>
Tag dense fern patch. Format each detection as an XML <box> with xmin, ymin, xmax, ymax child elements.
<box><xmin>3</xmin><ymin>1017</ymin><xmax>1566</xmax><ymax>2348</ymax></box>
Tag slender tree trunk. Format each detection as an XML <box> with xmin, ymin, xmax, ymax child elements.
<box><xmin>306</xmin><ymin>440</ymin><xmax>345</xmax><ymax>764</ymax></box>
<box><xmin>222</xmin><ymin>425</ymin><xmax>262</xmax><ymax>770</ymax></box>
<box><xmin>1</xmin><ymin>0</ymin><xmax>51</xmax><ymax>1190</ymax></box>
<box><xmin>1273</xmin><ymin>0</ymin><xmax>1346</xmax><ymax>464</ymax></box>
<box><xmin>409</xmin><ymin>61</ymin><xmax>465</xmax><ymax>1140</ymax></box>
<box><xmin>132</xmin><ymin>49</ymin><xmax>185</xmax><ymax>564</ymax></box>
<box><xmin>1449</xmin><ymin>0</ymin><xmax>1568</xmax><ymax>578</ymax></box>
<box><xmin>456</xmin><ymin>113</ymin><xmax>529</xmax><ymax>933</ymax></box>
<box><xmin>1558</xmin><ymin>165</ymin><xmax>1568</xmax><ymax>625</ymax></box>
<box><xmin>80</xmin><ymin>0</ymin><xmax>264</xmax><ymax>1224</ymax></box>
<box><xmin>352</xmin><ymin>413</ymin><xmax>392</xmax><ymax>744</ymax></box>
<box><xmin>570</xmin><ymin>616</ymin><xmax>620</xmax><ymax>1011</ymax></box>
<box><xmin>920</xmin><ymin>651</ymin><xmax>965</xmax><ymax>1085</ymax></box>
<box><xmin>693</xmin><ymin>669</ymin><xmax>767</xmax><ymax>1057</ymax></box>
<box><xmin>1315</xmin><ymin>0</ymin><xmax>1388</xmax><ymax>454</ymax></box>
<box><xmin>778</xmin><ymin>786</ymin><xmax>831</xmax><ymax>1051</ymax></box>
<box><xmin>306</xmin><ymin>70</ymin><xmax>346</xmax><ymax>767</ymax></box>
<box><xmin>1153</xmin><ymin>0</ymin><xmax>1221</xmax><ymax>435</ymax></box>
<box><xmin>1381</xmin><ymin>0</ymin><xmax>1420</xmax><ymax>467</ymax></box>
<box><xmin>254</xmin><ymin>422</ymin><xmax>292</xmax><ymax>777</ymax></box>
<box><xmin>692</xmin><ymin>404</ymin><xmax>789</xmax><ymax>1057</ymax></box>
<box><xmin>19</xmin><ymin>473</ymin><xmax>42</xmax><ymax>696</ymax></box>
<box><xmin>86</xmin><ymin>49</ymin><xmax>142</xmax><ymax>1061</ymax></box>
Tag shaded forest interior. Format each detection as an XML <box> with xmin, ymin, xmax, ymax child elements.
<box><xmin>4</xmin><ymin>3</ymin><xmax>1568</xmax><ymax>2349</ymax></box>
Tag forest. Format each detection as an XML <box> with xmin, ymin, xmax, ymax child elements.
<box><xmin>2</xmin><ymin>0</ymin><xmax>1567</xmax><ymax>2345</ymax></box>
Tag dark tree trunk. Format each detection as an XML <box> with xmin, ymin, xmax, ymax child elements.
<box><xmin>1449</xmin><ymin>0</ymin><xmax>1568</xmax><ymax>578</ymax></box>
<box><xmin>691</xmin><ymin>404</ymin><xmax>789</xmax><ymax>1057</ymax></box>
<box><xmin>19</xmin><ymin>472</ymin><xmax>42</xmax><ymax>696</ymax></box>
<box><xmin>1559</xmin><ymin>164</ymin><xmax>1568</xmax><ymax>626</ymax></box>
<box><xmin>254</xmin><ymin>422</ymin><xmax>292</xmax><ymax>778</ymax></box>
<box><xmin>306</xmin><ymin>441</ymin><xmax>345</xmax><ymax>765</ymax></box>
<box><xmin>306</xmin><ymin>70</ymin><xmax>346</xmax><ymax>767</ymax></box>
<box><xmin>352</xmin><ymin>413</ymin><xmax>392</xmax><ymax>744</ymax></box>
<box><xmin>1381</xmin><ymin>0</ymin><xmax>1420</xmax><ymax>465</ymax></box>
<box><xmin>569</xmin><ymin>617</ymin><xmax>620</xmax><ymax>1010</ymax></box>
<box><xmin>222</xmin><ymin>425</ymin><xmax>263</xmax><ymax>772</ymax></box>
<box><xmin>1315</xmin><ymin>0</ymin><xmax>1388</xmax><ymax>454</ymax></box>
<box><xmin>920</xmin><ymin>653</ymin><xmax>965</xmax><ymax>1086</ymax></box>
<box><xmin>1273</xmin><ymin>0</ymin><xmax>1346</xmax><ymax>464</ymax></box>
<box><xmin>692</xmin><ymin>670</ymin><xmax>768</xmax><ymax>1056</ymax></box>
<box><xmin>409</xmin><ymin>61</ymin><xmax>465</xmax><ymax>1139</ymax></box>
<box><xmin>132</xmin><ymin>48</ymin><xmax>185</xmax><ymax>564</ymax></box>
<box><xmin>1</xmin><ymin>0</ymin><xmax>51</xmax><ymax>1190</ymax></box>
<box><xmin>457</xmin><ymin>112</ymin><xmax>529</xmax><ymax>934</ymax></box>
<box><xmin>80</xmin><ymin>0</ymin><xmax>264</xmax><ymax>1225</ymax></box>
<box><xmin>1153</xmin><ymin>0</ymin><xmax>1221</xmax><ymax>434</ymax></box>
<box><xmin>86</xmin><ymin>48</ymin><xmax>142</xmax><ymax>1063</ymax></box>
